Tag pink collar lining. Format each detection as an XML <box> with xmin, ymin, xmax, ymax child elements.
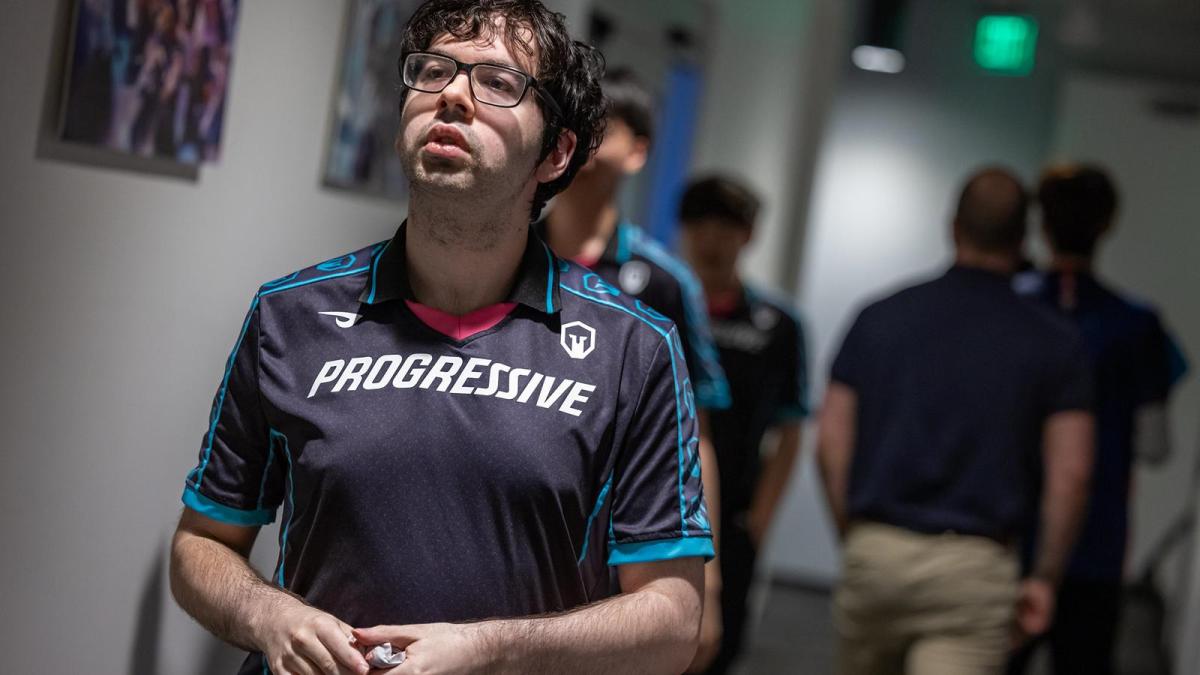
<box><xmin>404</xmin><ymin>300</ymin><xmax>518</xmax><ymax>341</ymax></box>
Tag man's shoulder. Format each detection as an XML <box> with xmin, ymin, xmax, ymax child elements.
<box><xmin>623</xmin><ymin>225</ymin><xmax>702</xmax><ymax>296</ymax></box>
<box><xmin>557</xmin><ymin>259</ymin><xmax>684</xmax><ymax>350</ymax></box>
<box><xmin>254</xmin><ymin>241</ymin><xmax>384</xmax><ymax>301</ymax></box>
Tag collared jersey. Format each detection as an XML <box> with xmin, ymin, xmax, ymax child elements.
<box><xmin>1016</xmin><ymin>269</ymin><xmax>1189</xmax><ymax>580</ymax></box>
<box><xmin>707</xmin><ymin>286</ymin><xmax>809</xmax><ymax>517</ymax></box>
<box><xmin>537</xmin><ymin>218</ymin><xmax>731</xmax><ymax>410</ymax></box>
<box><xmin>831</xmin><ymin>266</ymin><xmax>1094</xmax><ymax>541</ymax></box>
<box><xmin>181</xmin><ymin>225</ymin><xmax>713</xmax><ymax>674</ymax></box>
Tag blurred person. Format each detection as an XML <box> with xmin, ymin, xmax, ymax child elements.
<box><xmin>170</xmin><ymin>2</ymin><xmax>713</xmax><ymax>674</ymax></box>
<box><xmin>537</xmin><ymin>67</ymin><xmax>732</xmax><ymax>672</ymax></box>
<box><xmin>678</xmin><ymin>176</ymin><xmax>810</xmax><ymax>675</ymax></box>
<box><xmin>1007</xmin><ymin>165</ymin><xmax>1190</xmax><ymax>675</ymax></box>
<box><xmin>818</xmin><ymin>167</ymin><xmax>1096</xmax><ymax>675</ymax></box>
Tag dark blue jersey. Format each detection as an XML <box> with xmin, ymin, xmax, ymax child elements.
<box><xmin>707</xmin><ymin>286</ymin><xmax>809</xmax><ymax>517</ymax></box>
<box><xmin>181</xmin><ymin>224</ymin><xmax>713</xmax><ymax>673</ymax></box>
<box><xmin>537</xmin><ymin>219</ymin><xmax>731</xmax><ymax>411</ymax></box>
<box><xmin>1017</xmin><ymin>269</ymin><xmax>1189</xmax><ymax>580</ymax></box>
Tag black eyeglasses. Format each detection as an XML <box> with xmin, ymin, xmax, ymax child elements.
<box><xmin>400</xmin><ymin>51</ymin><xmax>563</xmax><ymax>120</ymax></box>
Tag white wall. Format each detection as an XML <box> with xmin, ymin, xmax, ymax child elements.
<box><xmin>0</xmin><ymin>1</ymin><xmax>402</xmax><ymax>672</ymax></box>
<box><xmin>1046</xmin><ymin>74</ymin><xmax>1200</xmax><ymax>669</ymax></box>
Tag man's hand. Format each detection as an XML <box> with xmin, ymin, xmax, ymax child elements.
<box><xmin>1012</xmin><ymin>578</ymin><xmax>1056</xmax><ymax>647</ymax></box>
<box><xmin>686</xmin><ymin>586</ymin><xmax>722</xmax><ymax>673</ymax></box>
<box><xmin>352</xmin><ymin>623</ymin><xmax>488</xmax><ymax>675</ymax></box>
<box><xmin>257</xmin><ymin>602</ymin><xmax>369</xmax><ymax>675</ymax></box>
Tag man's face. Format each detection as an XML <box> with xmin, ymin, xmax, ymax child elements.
<box><xmin>578</xmin><ymin>117</ymin><xmax>648</xmax><ymax>182</ymax></box>
<box><xmin>679</xmin><ymin>217</ymin><xmax>751</xmax><ymax>286</ymax></box>
<box><xmin>397</xmin><ymin>22</ymin><xmax>548</xmax><ymax>202</ymax></box>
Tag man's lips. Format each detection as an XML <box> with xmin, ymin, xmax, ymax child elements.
<box><xmin>424</xmin><ymin>124</ymin><xmax>470</xmax><ymax>158</ymax></box>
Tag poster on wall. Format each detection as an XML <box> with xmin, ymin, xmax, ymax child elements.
<box><xmin>58</xmin><ymin>0</ymin><xmax>242</xmax><ymax>165</ymax></box>
<box><xmin>324</xmin><ymin>0</ymin><xmax>422</xmax><ymax>200</ymax></box>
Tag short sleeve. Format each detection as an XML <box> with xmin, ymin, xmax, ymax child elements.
<box><xmin>1133</xmin><ymin>314</ymin><xmax>1188</xmax><ymax>407</ymax></box>
<box><xmin>1043</xmin><ymin>329</ymin><xmax>1095</xmax><ymax>415</ymax></box>
<box><xmin>774</xmin><ymin>311</ymin><xmax>811</xmax><ymax>423</ymax></box>
<box><xmin>676</xmin><ymin>271</ymin><xmax>732</xmax><ymax>411</ymax></box>
<box><xmin>608</xmin><ymin>329</ymin><xmax>715</xmax><ymax>565</ymax></box>
<box><xmin>831</xmin><ymin>309</ymin><xmax>871</xmax><ymax>389</ymax></box>
<box><xmin>182</xmin><ymin>295</ymin><xmax>283</xmax><ymax>526</ymax></box>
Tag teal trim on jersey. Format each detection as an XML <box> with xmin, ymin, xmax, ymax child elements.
<box><xmin>366</xmin><ymin>239</ymin><xmax>392</xmax><ymax>304</ymax></box>
<box><xmin>615</xmin><ymin>221</ymin><xmax>632</xmax><ymax>263</ymax></box>
<box><xmin>182</xmin><ymin>486</ymin><xmax>275</xmax><ymax>526</ymax></box>
<box><xmin>577</xmin><ymin>473</ymin><xmax>614</xmax><ymax>564</ymax></box>
<box><xmin>773</xmin><ymin>404</ymin><xmax>809</xmax><ymax>423</ymax></box>
<box><xmin>192</xmin><ymin>295</ymin><xmax>260</xmax><ymax>489</ymax></box>
<box><xmin>541</xmin><ymin>241</ymin><xmax>557</xmax><ymax>313</ymax></box>
<box><xmin>559</xmin><ymin>283</ymin><xmax>692</xmax><ymax>536</ymax></box>
<box><xmin>608</xmin><ymin>537</ymin><xmax>715</xmax><ymax>565</ymax></box>
<box><xmin>259</xmin><ymin>266</ymin><xmax>370</xmax><ymax>298</ymax></box>
<box><xmin>626</xmin><ymin>225</ymin><xmax>731</xmax><ymax>411</ymax></box>
<box><xmin>1168</xmin><ymin>334</ymin><xmax>1189</xmax><ymax>388</ymax></box>
<box><xmin>270</xmin><ymin>429</ymin><xmax>297</xmax><ymax>587</ymax></box>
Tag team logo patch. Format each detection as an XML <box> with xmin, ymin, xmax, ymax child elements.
<box><xmin>319</xmin><ymin>311</ymin><xmax>362</xmax><ymax>328</ymax></box>
<box><xmin>752</xmin><ymin>306</ymin><xmax>779</xmax><ymax>330</ymax></box>
<box><xmin>560</xmin><ymin>321</ymin><xmax>596</xmax><ymax>360</ymax></box>
<box><xmin>618</xmin><ymin>261</ymin><xmax>651</xmax><ymax>295</ymax></box>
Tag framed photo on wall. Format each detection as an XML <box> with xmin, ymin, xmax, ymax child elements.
<box><xmin>324</xmin><ymin>0</ymin><xmax>422</xmax><ymax>200</ymax></box>
<box><xmin>58</xmin><ymin>0</ymin><xmax>243</xmax><ymax>165</ymax></box>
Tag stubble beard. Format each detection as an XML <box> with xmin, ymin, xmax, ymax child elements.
<box><xmin>398</xmin><ymin>129</ymin><xmax>539</xmax><ymax>252</ymax></box>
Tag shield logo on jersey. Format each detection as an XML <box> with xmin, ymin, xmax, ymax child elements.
<box><xmin>618</xmin><ymin>260</ymin><xmax>651</xmax><ymax>295</ymax></box>
<box><xmin>560</xmin><ymin>321</ymin><xmax>597</xmax><ymax>360</ymax></box>
<box><xmin>752</xmin><ymin>306</ymin><xmax>779</xmax><ymax>330</ymax></box>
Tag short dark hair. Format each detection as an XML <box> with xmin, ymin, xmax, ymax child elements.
<box><xmin>603</xmin><ymin>67</ymin><xmax>655</xmax><ymax>141</ymax></box>
<box><xmin>1038</xmin><ymin>164</ymin><xmax>1118</xmax><ymax>256</ymax></box>
<box><xmin>954</xmin><ymin>166</ymin><xmax>1029</xmax><ymax>253</ymax></box>
<box><xmin>400</xmin><ymin>0</ymin><xmax>607</xmax><ymax>221</ymax></box>
<box><xmin>679</xmin><ymin>175</ymin><xmax>761</xmax><ymax>228</ymax></box>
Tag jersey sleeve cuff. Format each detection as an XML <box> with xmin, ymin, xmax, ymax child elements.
<box><xmin>773</xmin><ymin>404</ymin><xmax>810</xmax><ymax>422</ymax></box>
<box><xmin>608</xmin><ymin>537</ymin><xmax>715</xmax><ymax>565</ymax></box>
<box><xmin>695</xmin><ymin>385</ymin><xmax>732</xmax><ymax>411</ymax></box>
<box><xmin>182</xmin><ymin>486</ymin><xmax>276</xmax><ymax>526</ymax></box>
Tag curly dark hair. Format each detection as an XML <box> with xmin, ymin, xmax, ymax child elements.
<box><xmin>399</xmin><ymin>0</ymin><xmax>607</xmax><ymax>222</ymax></box>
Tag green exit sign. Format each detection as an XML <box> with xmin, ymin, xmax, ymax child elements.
<box><xmin>975</xmin><ymin>14</ymin><xmax>1038</xmax><ymax>75</ymax></box>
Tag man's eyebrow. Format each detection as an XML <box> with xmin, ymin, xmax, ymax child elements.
<box><xmin>426</xmin><ymin>48</ymin><xmax>529</xmax><ymax>74</ymax></box>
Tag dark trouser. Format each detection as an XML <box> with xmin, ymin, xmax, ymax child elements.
<box><xmin>703</xmin><ymin>519</ymin><xmax>758</xmax><ymax>675</ymax></box>
<box><xmin>1007</xmin><ymin>580</ymin><xmax>1122</xmax><ymax>675</ymax></box>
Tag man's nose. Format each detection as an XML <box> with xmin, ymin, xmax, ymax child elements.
<box><xmin>437</xmin><ymin>70</ymin><xmax>475</xmax><ymax>119</ymax></box>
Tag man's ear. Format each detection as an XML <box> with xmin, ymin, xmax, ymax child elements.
<box><xmin>623</xmin><ymin>136</ymin><xmax>650</xmax><ymax>175</ymax></box>
<box><xmin>535</xmin><ymin>129</ymin><xmax>578</xmax><ymax>183</ymax></box>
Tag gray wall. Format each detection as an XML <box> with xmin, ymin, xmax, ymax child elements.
<box><xmin>0</xmin><ymin>1</ymin><xmax>400</xmax><ymax>671</ymax></box>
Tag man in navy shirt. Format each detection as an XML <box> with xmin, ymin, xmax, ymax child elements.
<box><xmin>677</xmin><ymin>176</ymin><xmax>809</xmax><ymax>675</ymax></box>
<box><xmin>1008</xmin><ymin>165</ymin><xmax>1190</xmax><ymax>675</ymax></box>
<box><xmin>170</xmin><ymin>2</ymin><xmax>712</xmax><ymax>674</ymax></box>
<box><xmin>818</xmin><ymin>168</ymin><xmax>1096</xmax><ymax>675</ymax></box>
<box><xmin>536</xmin><ymin>68</ymin><xmax>731</xmax><ymax>670</ymax></box>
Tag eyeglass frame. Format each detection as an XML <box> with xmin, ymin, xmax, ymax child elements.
<box><xmin>399</xmin><ymin>51</ymin><xmax>564</xmax><ymax>121</ymax></box>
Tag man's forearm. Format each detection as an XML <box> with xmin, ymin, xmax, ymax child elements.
<box><xmin>169</xmin><ymin>529</ymin><xmax>299</xmax><ymax>652</ymax></box>
<box><xmin>817</xmin><ymin>384</ymin><xmax>857</xmax><ymax>537</ymax></box>
<box><xmin>476</xmin><ymin>576</ymin><xmax>701</xmax><ymax>675</ymax></box>
<box><xmin>1034</xmin><ymin>411</ymin><xmax>1095</xmax><ymax>584</ymax></box>
<box><xmin>749</xmin><ymin>424</ymin><xmax>802</xmax><ymax>540</ymax></box>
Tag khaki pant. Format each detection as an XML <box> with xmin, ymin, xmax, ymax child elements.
<box><xmin>833</xmin><ymin>522</ymin><xmax>1018</xmax><ymax>675</ymax></box>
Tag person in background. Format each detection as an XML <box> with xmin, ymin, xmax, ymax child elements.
<box><xmin>1008</xmin><ymin>164</ymin><xmax>1190</xmax><ymax>675</ymax></box>
<box><xmin>818</xmin><ymin>167</ymin><xmax>1096</xmax><ymax>675</ymax></box>
<box><xmin>537</xmin><ymin>67</ymin><xmax>731</xmax><ymax>672</ymax></box>
<box><xmin>678</xmin><ymin>175</ymin><xmax>809</xmax><ymax>674</ymax></box>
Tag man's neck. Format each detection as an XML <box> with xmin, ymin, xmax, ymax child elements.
<box><xmin>545</xmin><ymin>186</ymin><xmax>620</xmax><ymax>261</ymax></box>
<box><xmin>954</xmin><ymin>248</ymin><xmax>1016</xmax><ymax>275</ymax></box>
<box><xmin>700</xmin><ymin>271</ymin><xmax>741</xmax><ymax>301</ymax></box>
<box><xmin>1050</xmin><ymin>253</ymin><xmax>1094</xmax><ymax>274</ymax></box>
<box><xmin>404</xmin><ymin>193</ymin><xmax>528</xmax><ymax>315</ymax></box>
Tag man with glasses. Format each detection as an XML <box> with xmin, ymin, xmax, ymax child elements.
<box><xmin>170</xmin><ymin>2</ymin><xmax>711</xmax><ymax>674</ymax></box>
